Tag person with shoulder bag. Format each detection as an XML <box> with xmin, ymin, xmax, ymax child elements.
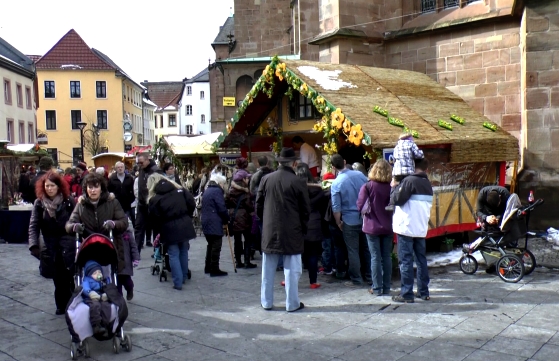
<box><xmin>28</xmin><ymin>171</ymin><xmax>76</xmax><ymax>315</ymax></box>
<box><xmin>357</xmin><ymin>159</ymin><xmax>394</xmax><ymax>296</ymax></box>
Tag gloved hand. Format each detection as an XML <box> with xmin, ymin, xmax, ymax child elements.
<box><xmin>88</xmin><ymin>291</ymin><xmax>100</xmax><ymax>300</ymax></box>
<box><xmin>103</xmin><ymin>220</ymin><xmax>115</xmax><ymax>231</ymax></box>
<box><xmin>29</xmin><ymin>246</ymin><xmax>40</xmax><ymax>260</ymax></box>
<box><xmin>73</xmin><ymin>224</ymin><xmax>85</xmax><ymax>234</ymax></box>
<box><xmin>133</xmin><ymin>260</ymin><xmax>140</xmax><ymax>268</ymax></box>
<box><xmin>101</xmin><ymin>293</ymin><xmax>108</xmax><ymax>302</ymax></box>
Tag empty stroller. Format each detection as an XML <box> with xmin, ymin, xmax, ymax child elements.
<box><xmin>66</xmin><ymin>231</ymin><xmax>131</xmax><ymax>360</ymax></box>
<box><xmin>460</xmin><ymin>195</ymin><xmax>544</xmax><ymax>283</ymax></box>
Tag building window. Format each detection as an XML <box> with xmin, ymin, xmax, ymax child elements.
<box><xmin>289</xmin><ymin>93</ymin><xmax>319</xmax><ymax>120</ymax></box>
<box><xmin>466</xmin><ymin>0</ymin><xmax>480</xmax><ymax>3</ymax></box>
<box><xmin>96</xmin><ymin>81</ymin><xmax>107</xmax><ymax>98</ymax></box>
<box><xmin>18</xmin><ymin>121</ymin><xmax>25</xmax><ymax>144</ymax></box>
<box><xmin>70</xmin><ymin>81</ymin><xmax>81</xmax><ymax>98</ymax></box>
<box><xmin>46</xmin><ymin>110</ymin><xmax>57</xmax><ymax>130</ymax></box>
<box><xmin>154</xmin><ymin>115</ymin><xmax>158</xmax><ymax>128</ymax></box>
<box><xmin>72</xmin><ymin>147</ymin><xmax>83</xmax><ymax>164</ymax></box>
<box><xmin>71</xmin><ymin>110</ymin><xmax>81</xmax><ymax>129</ymax></box>
<box><xmin>186</xmin><ymin>105</ymin><xmax>192</xmax><ymax>115</ymax></box>
<box><xmin>46</xmin><ymin>148</ymin><xmax>58</xmax><ymax>165</ymax></box>
<box><xmin>25</xmin><ymin>86</ymin><xmax>32</xmax><ymax>109</ymax></box>
<box><xmin>160</xmin><ymin>116</ymin><xmax>164</xmax><ymax>128</ymax></box>
<box><xmin>44</xmin><ymin>81</ymin><xmax>55</xmax><ymax>98</ymax></box>
<box><xmin>421</xmin><ymin>0</ymin><xmax>436</xmax><ymax>13</ymax></box>
<box><xmin>200</xmin><ymin>91</ymin><xmax>204</xmax><ymax>100</ymax></box>
<box><xmin>187</xmin><ymin>86</ymin><xmax>192</xmax><ymax>95</ymax></box>
<box><xmin>444</xmin><ymin>0</ymin><xmax>459</xmax><ymax>8</ymax></box>
<box><xmin>16</xmin><ymin>83</ymin><xmax>23</xmax><ymax>107</ymax></box>
<box><xmin>28</xmin><ymin>123</ymin><xmax>34</xmax><ymax>143</ymax></box>
<box><xmin>97</xmin><ymin>110</ymin><xmax>108</xmax><ymax>129</ymax></box>
<box><xmin>6</xmin><ymin>119</ymin><xmax>14</xmax><ymax>143</ymax></box>
<box><xmin>4</xmin><ymin>78</ymin><xmax>12</xmax><ymax>105</ymax></box>
<box><xmin>201</xmin><ymin>114</ymin><xmax>205</xmax><ymax>124</ymax></box>
<box><xmin>169</xmin><ymin>114</ymin><xmax>177</xmax><ymax>127</ymax></box>
<box><xmin>186</xmin><ymin>125</ymin><xmax>193</xmax><ymax>134</ymax></box>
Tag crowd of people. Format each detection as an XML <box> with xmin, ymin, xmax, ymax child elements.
<box><xmin>22</xmin><ymin>128</ymin><xmax>443</xmax><ymax>317</ymax></box>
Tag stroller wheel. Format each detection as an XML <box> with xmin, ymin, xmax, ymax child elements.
<box><xmin>112</xmin><ymin>337</ymin><xmax>120</xmax><ymax>354</ymax></box>
<box><xmin>160</xmin><ymin>270</ymin><xmax>167</xmax><ymax>282</ymax></box>
<box><xmin>83</xmin><ymin>340</ymin><xmax>90</xmax><ymax>358</ymax></box>
<box><xmin>155</xmin><ymin>265</ymin><xmax>161</xmax><ymax>274</ymax></box>
<box><xmin>123</xmin><ymin>334</ymin><xmax>132</xmax><ymax>352</ymax></box>
<box><xmin>520</xmin><ymin>249</ymin><xmax>536</xmax><ymax>275</ymax></box>
<box><xmin>459</xmin><ymin>255</ymin><xmax>478</xmax><ymax>275</ymax></box>
<box><xmin>496</xmin><ymin>254</ymin><xmax>525</xmax><ymax>283</ymax></box>
<box><xmin>187</xmin><ymin>269</ymin><xmax>192</xmax><ymax>279</ymax></box>
<box><xmin>70</xmin><ymin>343</ymin><xmax>78</xmax><ymax>360</ymax></box>
<box><xmin>151</xmin><ymin>265</ymin><xmax>155</xmax><ymax>275</ymax></box>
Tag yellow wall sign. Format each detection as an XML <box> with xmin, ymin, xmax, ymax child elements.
<box><xmin>223</xmin><ymin>97</ymin><xmax>236</xmax><ymax>106</ymax></box>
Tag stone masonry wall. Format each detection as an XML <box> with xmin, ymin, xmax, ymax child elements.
<box><xmin>384</xmin><ymin>19</ymin><xmax>522</xmax><ymax>142</ymax></box>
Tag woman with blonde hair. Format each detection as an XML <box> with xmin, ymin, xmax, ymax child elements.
<box><xmin>147</xmin><ymin>173</ymin><xmax>196</xmax><ymax>290</ymax></box>
<box><xmin>356</xmin><ymin>159</ymin><xmax>393</xmax><ymax>296</ymax></box>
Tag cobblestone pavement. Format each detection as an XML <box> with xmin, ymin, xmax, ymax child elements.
<box><xmin>2</xmin><ymin>237</ymin><xmax>559</xmax><ymax>361</ymax></box>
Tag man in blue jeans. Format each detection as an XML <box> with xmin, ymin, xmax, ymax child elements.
<box><xmin>330</xmin><ymin>154</ymin><xmax>371</xmax><ymax>287</ymax></box>
<box><xmin>391</xmin><ymin>158</ymin><xmax>433</xmax><ymax>303</ymax></box>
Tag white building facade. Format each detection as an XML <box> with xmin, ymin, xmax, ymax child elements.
<box><xmin>180</xmin><ymin>68</ymin><xmax>210</xmax><ymax>136</ymax></box>
<box><xmin>142</xmin><ymin>97</ymin><xmax>156</xmax><ymax>146</ymax></box>
<box><xmin>0</xmin><ymin>39</ymin><xmax>36</xmax><ymax>145</ymax></box>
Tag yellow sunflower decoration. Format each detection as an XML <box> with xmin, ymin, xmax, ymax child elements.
<box><xmin>331</xmin><ymin>108</ymin><xmax>345</xmax><ymax>130</ymax></box>
<box><xmin>348</xmin><ymin>124</ymin><xmax>364</xmax><ymax>146</ymax></box>
<box><xmin>300</xmin><ymin>83</ymin><xmax>308</xmax><ymax>95</ymax></box>
<box><xmin>226</xmin><ymin>123</ymin><xmax>233</xmax><ymax>134</ymax></box>
<box><xmin>342</xmin><ymin>120</ymin><xmax>351</xmax><ymax>133</ymax></box>
<box><xmin>263</xmin><ymin>65</ymin><xmax>270</xmax><ymax>76</ymax></box>
<box><xmin>275</xmin><ymin>63</ymin><xmax>286</xmax><ymax>81</ymax></box>
<box><xmin>315</xmin><ymin>96</ymin><xmax>325</xmax><ymax>105</ymax></box>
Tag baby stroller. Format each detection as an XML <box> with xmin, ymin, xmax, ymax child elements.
<box><xmin>150</xmin><ymin>236</ymin><xmax>191</xmax><ymax>282</ymax></box>
<box><xmin>66</xmin><ymin>231</ymin><xmax>131</xmax><ymax>360</ymax></box>
<box><xmin>459</xmin><ymin>195</ymin><xmax>544</xmax><ymax>283</ymax></box>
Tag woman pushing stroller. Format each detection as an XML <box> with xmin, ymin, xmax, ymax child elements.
<box><xmin>65</xmin><ymin>172</ymin><xmax>132</xmax><ymax>287</ymax></box>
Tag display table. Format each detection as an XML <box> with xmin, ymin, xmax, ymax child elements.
<box><xmin>0</xmin><ymin>209</ymin><xmax>32</xmax><ymax>244</ymax></box>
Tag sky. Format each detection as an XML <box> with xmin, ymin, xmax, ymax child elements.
<box><xmin>0</xmin><ymin>0</ymin><xmax>234</xmax><ymax>82</ymax></box>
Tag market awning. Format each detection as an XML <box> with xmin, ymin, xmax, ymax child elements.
<box><xmin>214</xmin><ymin>58</ymin><xmax>519</xmax><ymax>163</ymax></box>
<box><xmin>91</xmin><ymin>152</ymin><xmax>135</xmax><ymax>160</ymax></box>
<box><xmin>164</xmin><ymin>133</ymin><xmax>221</xmax><ymax>156</ymax></box>
<box><xmin>7</xmin><ymin>144</ymin><xmax>35</xmax><ymax>152</ymax></box>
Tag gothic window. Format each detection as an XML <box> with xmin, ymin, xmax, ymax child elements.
<box><xmin>421</xmin><ymin>0</ymin><xmax>436</xmax><ymax>13</ymax></box>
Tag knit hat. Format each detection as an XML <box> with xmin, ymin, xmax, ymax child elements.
<box><xmin>322</xmin><ymin>172</ymin><xmax>335</xmax><ymax>180</ymax></box>
<box><xmin>84</xmin><ymin>260</ymin><xmax>102</xmax><ymax>277</ymax></box>
<box><xmin>77</xmin><ymin>162</ymin><xmax>87</xmax><ymax>171</ymax></box>
<box><xmin>233</xmin><ymin>169</ymin><xmax>251</xmax><ymax>182</ymax></box>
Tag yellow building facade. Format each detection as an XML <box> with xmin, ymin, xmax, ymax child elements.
<box><xmin>35</xmin><ymin>29</ymin><xmax>144</xmax><ymax>166</ymax></box>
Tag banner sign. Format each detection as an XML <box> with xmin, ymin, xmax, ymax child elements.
<box><xmin>223</xmin><ymin>97</ymin><xmax>236</xmax><ymax>107</ymax></box>
<box><xmin>219</xmin><ymin>153</ymin><xmax>242</xmax><ymax>166</ymax></box>
<box><xmin>383</xmin><ymin>148</ymin><xmax>395</xmax><ymax>166</ymax></box>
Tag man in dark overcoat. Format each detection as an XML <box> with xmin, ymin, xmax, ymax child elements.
<box><xmin>256</xmin><ymin>147</ymin><xmax>310</xmax><ymax>312</ymax></box>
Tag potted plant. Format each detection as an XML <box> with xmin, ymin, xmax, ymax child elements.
<box><xmin>440</xmin><ymin>237</ymin><xmax>455</xmax><ymax>252</ymax></box>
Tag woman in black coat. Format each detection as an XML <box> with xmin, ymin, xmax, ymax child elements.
<box><xmin>296</xmin><ymin>163</ymin><xmax>327</xmax><ymax>289</ymax></box>
<box><xmin>226</xmin><ymin>169</ymin><xmax>256</xmax><ymax>269</ymax></box>
<box><xmin>28</xmin><ymin>171</ymin><xmax>76</xmax><ymax>315</ymax></box>
<box><xmin>148</xmin><ymin>173</ymin><xmax>196</xmax><ymax>290</ymax></box>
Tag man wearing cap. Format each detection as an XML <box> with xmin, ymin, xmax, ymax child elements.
<box><xmin>256</xmin><ymin>147</ymin><xmax>310</xmax><ymax>312</ymax></box>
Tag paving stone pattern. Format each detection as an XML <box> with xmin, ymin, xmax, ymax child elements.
<box><xmin>2</xmin><ymin>237</ymin><xmax>559</xmax><ymax>361</ymax></box>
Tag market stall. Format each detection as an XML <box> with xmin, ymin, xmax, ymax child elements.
<box><xmin>91</xmin><ymin>152</ymin><xmax>136</xmax><ymax>172</ymax></box>
<box><xmin>0</xmin><ymin>142</ymin><xmax>48</xmax><ymax>243</ymax></box>
<box><xmin>161</xmin><ymin>133</ymin><xmax>222</xmax><ymax>179</ymax></box>
<box><xmin>212</xmin><ymin>57</ymin><xmax>519</xmax><ymax>239</ymax></box>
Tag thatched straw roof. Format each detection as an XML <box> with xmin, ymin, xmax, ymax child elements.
<box><xmin>216</xmin><ymin>59</ymin><xmax>519</xmax><ymax>163</ymax></box>
<box><xmin>285</xmin><ymin>60</ymin><xmax>518</xmax><ymax>163</ymax></box>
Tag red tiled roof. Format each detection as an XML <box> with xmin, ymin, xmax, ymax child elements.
<box><xmin>26</xmin><ymin>55</ymin><xmax>42</xmax><ymax>63</ymax></box>
<box><xmin>141</xmin><ymin>82</ymin><xmax>185</xmax><ymax>109</ymax></box>
<box><xmin>36</xmin><ymin>29</ymin><xmax>115</xmax><ymax>70</ymax></box>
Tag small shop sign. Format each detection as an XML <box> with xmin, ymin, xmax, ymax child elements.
<box><xmin>223</xmin><ymin>97</ymin><xmax>236</xmax><ymax>107</ymax></box>
<box><xmin>219</xmin><ymin>153</ymin><xmax>242</xmax><ymax>166</ymax></box>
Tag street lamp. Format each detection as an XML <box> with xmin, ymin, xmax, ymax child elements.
<box><xmin>76</xmin><ymin>122</ymin><xmax>101</xmax><ymax>162</ymax></box>
<box><xmin>76</xmin><ymin>121</ymin><xmax>87</xmax><ymax>162</ymax></box>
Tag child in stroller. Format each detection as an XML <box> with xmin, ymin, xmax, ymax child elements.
<box><xmin>66</xmin><ymin>232</ymin><xmax>132</xmax><ymax>360</ymax></box>
<box><xmin>81</xmin><ymin>260</ymin><xmax>110</xmax><ymax>336</ymax></box>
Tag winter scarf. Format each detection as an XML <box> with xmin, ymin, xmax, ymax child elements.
<box><xmin>41</xmin><ymin>193</ymin><xmax>63</xmax><ymax>218</ymax></box>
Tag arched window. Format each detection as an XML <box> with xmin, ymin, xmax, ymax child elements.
<box><xmin>236</xmin><ymin>75</ymin><xmax>253</xmax><ymax>106</ymax></box>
